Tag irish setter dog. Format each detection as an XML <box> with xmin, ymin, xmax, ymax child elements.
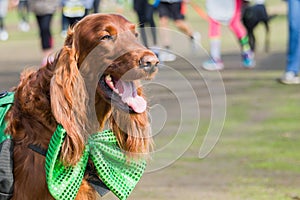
<box><xmin>5</xmin><ymin>14</ymin><xmax>158</xmax><ymax>199</ymax></box>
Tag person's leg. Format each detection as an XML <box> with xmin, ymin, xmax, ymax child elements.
<box><xmin>19</xmin><ymin>0</ymin><xmax>29</xmax><ymax>22</ymax></box>
<box><xmin>0</xmin><ymin>0</ymin><xmax>8</xmax><ymax>26</ymax></box>
<box><xmin>202</xmin><ymin>17</ymin><xmax>224</xmax><ymax>71</ymax></box>
<box><xmin>229</xmin><ymin>0</ymin><xmax>254</xmax><ymax>67</ymax></box>
<box><xmin>157</xmin><ymin>2</ymin><xmax>176</xmax><ymax>61</ymax></box>
<box><xmin>36</xmin><ymin>14</ymin><xmax>53</xmax><ymax>49</ymax></box>
<box><xmin>24</xmin><ymin>0</ymin><xmax>30</xmax><ymax>23</ymax></box>
<box><xmin>136</xmin><ymin>0</ymin><xmax>148</xmax><ymax>47</ymax></box>
<box><xmin>0</xmin><ymin>17</ymin><xmax>3</xmax><ymax>30</ymax></box>
<box><xmin>174</xmin><ymin>19</ymin><xmax>193</xmax><ymax>36</ymax></box>
<box><xmin>18</xmin><ymin>1</ymin><xmax>25</xmax><ymax>22</ymax></box>
<box><xmin>0</xmin><ymin>17</ymin><xmax>8</xmax><ymax>41</ymax></box>
<box><xmin>158</xmin><ymin>2</ymin><xmax>171</xmax><ymax>48</ymax></box>
<box><xmin>286</xmin><ymin>0</ymin><xmax>300</xmax><ymax>75</ymax></box>
<box><xmin>229</xmin><ymin>0</ymin><xmax>250</xmax><ymax>51</ymax></box>
<box><xmin>61</xmin><ymin>12</ymin><xmax>69</xmax><ymax>35</ymax></box>
<box><xmin>159</xmin><ymin>16</ymin><xmax>170</xmax><ymax>48</ymax></box>
<box><xmin>67</xmin><ymin>17</ymin><xmax>82</xmax><ymax>28</ymax></box>
<box><xmin>170</xmin><ymin>2</ymin><xmax>193</xmax><ymax>37</ymax></box>
<box><xmin>18</xmin><ymin>1</ymin><xmax>30</xmax><ymax>32</ymax></box>
<box><xmin>138</xmin><ymin>17</ymin><xmax>148</xmax><ymax>47</ymax></box>
<box><xmin>93</xmin><ymin>0</ymin><xmax>100</xmax><ymax>13</ymax></box>
<box><xmin>36</xmin><ymin>14</ymin><xmax>54</xmax><ymax>65</ymax></box>
<box><xmin>208</xmin><ymin>18</ymin><xmax>221</xmax><ymax>61</ymax></box>
<box><xmin>145</xmin><ymin>2</ymin><xmax>157</xmax><ymax>46</ymax></box>
<box><xmin>172</xmin><ymin>2</ymin><xmax>200</xmax><ymax>51</ymax></box>
<box><xmin>0</xmin><ymin>0</ymin><xmax>9</xmax><ymax>40</ymax></box>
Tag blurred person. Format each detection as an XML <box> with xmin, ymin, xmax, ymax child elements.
<box><xmin>278</xmin><ymin>0</ymin><xmax>300</xmax><ymax>84</ymax></box>
<box><xmin>92</xmin><ymin>0</ymin><xmax>100</xmax><ymax>13</ymax></box>
<box><xmin>60</xmin><ymin>0</ymin><xmax>94</xmax><ymax>38</ymax></box>
<box><xmin>158</xmin><ymin>0</ymin><xmax>199</xmax><ymax>61</ymax></box>
<box><xmin>28</xmin><ymin>0</ymin><xmax>60</xmax><ymax>65</ymax></box>
<box><xmin>202</xmin><ymin>0</ymin><xmax>255</xmax><ymax>71</ymax></box>
<box><xmin>0</xmin><ymin>0</ymin><xmax>9</xmax><ymax>41</ymax></box>
<box><xmin>61</xmin><ymin>0</ymin><xmax>94</xmax><ymax>27</ymax></box>
<box><xmin>18</xmin><ymin>0</ymin><xmax>30</xmax><ymax>32</ymax></box>
<box><xmin>133</xmin><ymin>0</ymin><xmax>158</xmax><ymax>48</ymax></box>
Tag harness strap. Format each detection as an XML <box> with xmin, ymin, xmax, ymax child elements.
<box><xmin>28</xmin><ymin>144</ymin><xmax>47</xmax><ymax>157</ymax></box>
<box><xmin>0</xmin><ymin>91</ymin><xmax>8</xmax><ymax>98</ymax></box>
<box><xmin>0</xmin><ymin>91</ymin><xmax>14</xmax><ymax>199</ymax></box>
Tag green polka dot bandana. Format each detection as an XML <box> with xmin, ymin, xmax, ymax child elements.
<box><xmin>45</xmin><ymin>124</ymin><xmax>146</xmax><ymax>200</ymax></box>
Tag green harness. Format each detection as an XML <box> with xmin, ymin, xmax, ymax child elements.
<box><xmin>0</xmin><ymin>92</ymin><xmax>13</xmax><ymax>143</ymax></box>
<box><xmin>0</xmin><ymin>92</ymin><xmax>146</xmax><ymax>200</ymax></box>
<box><xmin>0</xmin><ymin>92</ymin><xmax>14</xmax><ymax>200</ymax></box>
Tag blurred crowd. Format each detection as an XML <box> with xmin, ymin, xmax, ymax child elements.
<box><xmin>0</xmin><ymin>0</ymin><xmax>299</xmax><ymax>84</ymax></box>
<box><xmin>0</xmin><ymin>0</ymin><xmax>103</xmax><ymax>65</ymax></box>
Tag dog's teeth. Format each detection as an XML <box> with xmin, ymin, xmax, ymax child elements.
<box><xmin>105</xmin><ymin>75</ymin><xmax>115</xmax><ymax>89</ymax></box>
<box><xmin>106</xmin><ymin>75</ymin><xmax>112</xmax><ymax>81</ymax></box>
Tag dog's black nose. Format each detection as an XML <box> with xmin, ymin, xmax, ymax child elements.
<box><xmin>140</xmin><ymin>54</ymin><xmax>159</xmax><ymax>71</ymax></box>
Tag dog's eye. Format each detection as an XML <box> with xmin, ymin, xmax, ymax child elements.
<box><xmin>100</xmin><ymin>35</ymin><xmax>113</xmax><ymax>41</ymax></box>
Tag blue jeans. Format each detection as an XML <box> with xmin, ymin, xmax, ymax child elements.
<box><xmin>286</xmin><ymin>0</ymin><xmax>300</xmax><ymax>75</ymax></box>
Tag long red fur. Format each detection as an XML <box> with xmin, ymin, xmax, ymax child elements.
<box><xmin>5</xmin><ymin>14</ymin><xmax>157</xmax><ymax>199</ymax></box>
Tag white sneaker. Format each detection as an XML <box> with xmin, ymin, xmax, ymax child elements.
<box><xmin>0</xmin><ymin>29</ymin><xmax>9</xmax><ymax>41</ymax></box>
<box><xmin>242</xmin><ymin>50</ymin><xmax>255</xmax><ymax>68</ymax></box>
<box><xmin>191</xmin><ymin>32</ymin><xmax>201</xmax><ymax>50</ymax></box>
<box><xmin>202</xmin><ymin>59</ymin><xmax>224</xmax><ymax>71</ymax></box>
<box><xmin>60</xmin><ymin>30</ymin><xmax>67</xmax><ymax>38</ymax></box>
<box><xmin>149</xmin><ymin>46</ymin><xmax>160</xmax><ymax>58</ymax></box>
<box><xmin>159</xmin><ymin>51</ymin><xmax>176</xmax><ymax>62</ymax></box>
<box><xmin>278</xmin><ymin>71</ymin><xmax>300</xmax><ymax>84</ymax></box>
<box><xmin>19</xmin><ymin>21</ymin><xmax>30</xmax><ymax>32</ymax></box>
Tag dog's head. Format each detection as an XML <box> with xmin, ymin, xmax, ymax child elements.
<box><xmin>50</xmin><ymin>14</ymin><xmax>159</xmax><ymax>165</ymax></box>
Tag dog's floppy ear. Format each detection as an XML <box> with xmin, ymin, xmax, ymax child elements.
<box><xmin>50</xmin><ymin>28</ymin><xmax>88</xmax><ymax>166</ymax></box>
<box><xmin>64</xmin><ymin>28</ymin><xmax>75</xmax><ymax>48</ymax></box>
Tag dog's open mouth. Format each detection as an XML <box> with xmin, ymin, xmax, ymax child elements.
<box><xmin>98</xmin><ymin>74</ymin><xmax>147</xmax><ymax>114</ymax></box>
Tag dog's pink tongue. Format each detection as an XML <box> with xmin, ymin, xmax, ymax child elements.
<box><xmin>117</xmin><ymin>80</ymin><xmax>147</xmax><ymax>113</ymax></box>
